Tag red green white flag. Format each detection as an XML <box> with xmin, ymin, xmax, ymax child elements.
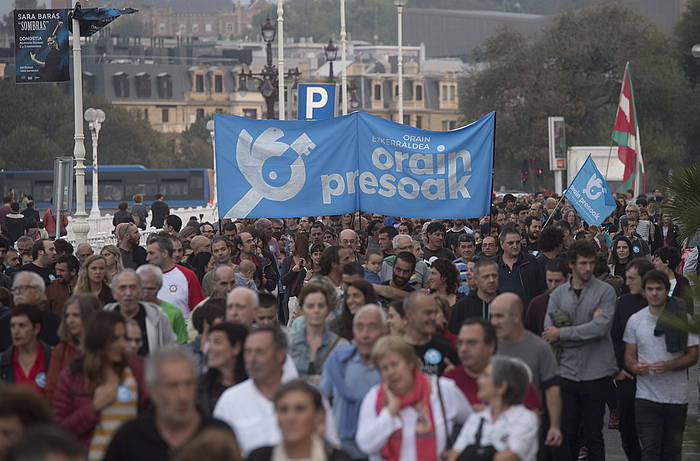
<box><xmin>611</xmin><ymin>63</ymin><xmax>644</xmax><ymax>196</ymax></box>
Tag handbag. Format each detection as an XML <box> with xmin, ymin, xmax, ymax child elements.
<box><xmin>456</xmin><ymin>417</ymin><xmax>497</xmax><ymax>461</ymax></box>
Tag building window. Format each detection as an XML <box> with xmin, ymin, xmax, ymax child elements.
<box><xmin>403</xmin><ymin>115</ymin><xmax>410</xmax><ymax>125</ymax></box>
<box><xmin>441</xmin><ymin>120</ymin><xmax>448</xmax><ymax>131</ymax></box>
<box><xmin>449</xmin><ymin>85</ymin><xmax>456</xmax><ymax>102</ymax></box>
<box><xmin>205</xmin><ymin>23</ymin><xmax>212</xmax><ymax>33</ymax></box>
<box><xmin>135</xmin><ymin>73</ymin><xmax>151</xmax><ymax>98</ymax></box>
<box><xmin>196</xmin><ymin>108</ymin><xmax>205</xmax><ymax>120</ymax></box>
<box><xmin>144</xmin><ymin>108</ymin><xmax>149</xmax><ymax>120</ymax></box>
<box><xmin>112</xmin><ymin>72</ymin><xmax>129</xmax><ymax>98</ymax></box>
<box><xmin>373</xmin><ymin>84</ymin><xmax>381</xmax><ymax>100</ymax></box>
<box><xmin>415</xmin><ymin>115</ymin><xmax>422</xmax><ymax>128</ymax></box>
<box><xmin>192</xmin><ymin>23</ymin><xmax>199</xmax><ymax>33</ymax></box>
<box><xmin>178</xmin><ymin>24</ymin><xmax>186</xmax><ymax>33</ymax></box>
<box><xmin>162</xmin><ymin>108</ymin><xmax>169</xmax><ymax>123</ymax></box>
<box><xmin>441</xmin><ymin>85</ymin><xmax>447</xmax><ymax>101</ymax></box>
<box><xmin>156</xmin><ymin>73</ymin><xmax>173</xmax><ymax>98</ymax></box>
<box><xmin>416</xmin><ymin>84</ymin><xmax>423</xmax><ymax>101</ymax></box>
<box><xmin>195</xmin><ymin>74</ymin><xmax>204</xmax><ymax>92</ymax></box>
<box><xmin>226</xmin><ymin>23</ymin><xmax>233</xmax><ymax>33</ymax></box>
<box><xmin>215</xmin><ymin>74</ymin><xmax>223</xmax><ymax>92</ymax></box>
<box><xmin>449</xmin><ymin>120</ymin><xmax>457</xmax><ymax>129</ymax></box>
<box><xmin>158</xmin><ymin>23</ymin><xmax>166</xmax><ymax>34</ymax></box>
<box><xmin>243</xmin><ymin>108</ymin><xmax>257</xmax><ymax>119</ymax></box>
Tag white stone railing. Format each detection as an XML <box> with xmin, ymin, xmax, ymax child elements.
<box><xmin>65</xmin><ymin>205</ymin><xmax>219</xmax><ymax>250</ymax></box>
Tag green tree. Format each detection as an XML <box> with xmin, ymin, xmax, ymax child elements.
<box><xmin>459</xmin><ymin>5</ymin><xmax>696</xmax><ymax>190</ymax></box>
<box><xmin>0</xmin><ymin>80</ymin><xmax>177</xmax><ymax>170</ymax></box>
<box><xmin>675</xmin><ymin>0</ymin><xmax>700</xmax><ymax>86</ymax></box>
<box><xmin>177</xmin><ymin>118</ymin><xmax>214</xmax><ymax>168</ymax></box>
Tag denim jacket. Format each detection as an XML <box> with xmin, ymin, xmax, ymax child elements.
<box><xmin>289</xmin><ymin>326</ymin><xmax>349</xmax><ymax>381</ymax></box>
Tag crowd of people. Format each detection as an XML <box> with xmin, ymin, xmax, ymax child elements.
<box><xmin>0</xmin><ymin>188</ymin><xmax>697</xmax><ymax>461</ymax></box>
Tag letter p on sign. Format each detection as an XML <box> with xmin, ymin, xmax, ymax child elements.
<box><xmin>297</xmin><ymin>84</ymin><xmax>337</xmax><ymax>121</ymax></box>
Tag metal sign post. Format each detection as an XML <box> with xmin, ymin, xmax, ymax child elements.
<box><xmin>53</xmin><ymin>156</ymin><xmax>74</xmax><ymax>238</ymax></box>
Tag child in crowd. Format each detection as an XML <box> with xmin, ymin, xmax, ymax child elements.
<box><xmin>238</xmin><ymin>260</ymin><xmax>257</xmax><ymax>289</ymax></box>
<box><xmin>363</xmin><ymin>248</ymin><xmax>383</xmax><ymax>283</ymax></box>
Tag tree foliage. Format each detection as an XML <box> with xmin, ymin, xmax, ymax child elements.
<box><xmin>459</xmin><ymin>4</ymin><xmax>696</xmax><ymax>189</ymax></box>
<box><xmin>0</xmin><ymin>80</ymin><xmax>210</xmax><ymax>170</ymax></box>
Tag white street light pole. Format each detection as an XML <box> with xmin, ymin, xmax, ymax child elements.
<box><xmin>277</xmin><ymin>0</ymin><xmax>285</xmax><ymax>120</ymax></box>
<box><xmin>394</xmin><ymin>0</ymin><xmax>406</xmax><ymax>124</ymax></box>
<box><xmin>84</xmin><ymin>108</ymin><xmax>105</xmax><ymax>219</ymax></box>
<box><xmin>206</xmin><ymin>119</ymin><xmax>217</xmax><ymax>214</ymax></box>
<box><xmin>340</xmin><ymin>0</ymin><xmax>348</xmax><ymax>115</ymax></box>
<box><xmin>71</xmin><ymin>0</ymin><xmax>89</xmax><ymax>243</ymax></box>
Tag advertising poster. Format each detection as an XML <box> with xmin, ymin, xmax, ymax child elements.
<box><xmin>14</xmin><ymin>9</ymin><xmax>70</xmax><ymax>83</ymax></box>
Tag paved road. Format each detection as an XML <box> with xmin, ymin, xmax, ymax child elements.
<box><xmin>605</xmin><ymin>366</ymin><xmax>700</xmax><ymax>460</ymax></box>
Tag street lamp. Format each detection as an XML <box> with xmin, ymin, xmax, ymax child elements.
<box><xmin>206</xmin><ymin>119</ymin><xmax>217</xmax><ymax>212</ymax></box>
<box><xmin>84</xmin><ymin>107</ymin><xmax>105</xmax><ymax>219</ymax></box>
<box><xmin>394</xmin><ymin>0</ymin><xmax>407</xmax><ymax>124</ymax></box>
<box><xmin>692</xmin><ymin>44</ymin><xmax>700</xmax><ymax>58</ymax></box>
<box><xmin>324</xmin><ymin>39</ymin><xmax>338</xmax><ymax>83</ymax></box>
<box><xmin>238</xmin><ymin>17</ymin><xmax>301</xmax><ymax>119</ymax></box>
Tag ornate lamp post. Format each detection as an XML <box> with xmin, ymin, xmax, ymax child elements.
<box><xmin>84</xmin><ymin>108</ymin><xmax>105</xmax><ymax>219</ymax></box>
<box><xmin>239</xmin><ymin>17</ymin><xmax>301</xmax><ymax>119</ymax></box>
<box><xmin>324</xmin><ymin>39</ymin><xmax>338</xmax><ymax>83</ymax></box>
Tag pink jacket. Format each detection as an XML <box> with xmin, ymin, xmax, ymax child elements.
<box><xmin>51</xmin><ymin>356</ymin><xmax>149</xmax><ymax>448</ymax></box>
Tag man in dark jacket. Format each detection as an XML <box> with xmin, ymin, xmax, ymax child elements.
<box><xmin>0</xmin><ymin>304</ymin><xmax>52</xmax><ymax>395</ymax></box>
<box><xmin>496</xmin><ymin>228</ymin><xmax>546</xmax><ymax>308</ymax></box>
<box><xmin>5</xmin><ymin>203</ymin><xmax>28</xmax><ymax>245</ymax></box>
<box><xmin>150</xmin><ymin>194</ymin><xmax>170</xmax><ymax>229</ymax></box>
<box><xmin>103</xmin><ymin>347</ymin><xmax>231</xmax><ymax>461</ymax></box>
<box><xmin>448</xmin><ymin>258</ymin><xmax>499</xmax><ymax>333</ymax></box>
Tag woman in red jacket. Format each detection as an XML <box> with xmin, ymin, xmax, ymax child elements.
<box><xmin>46</xmin><ymin>293</ymin><xmax>101</xmax><ymax>402</ymax></box>
<box><xmin>53</xmin><ymin>310</ymin><xmax>148</xmax><ymax>460</ymax></box>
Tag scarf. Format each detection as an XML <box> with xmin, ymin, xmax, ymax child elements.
<box><xmin>325</xmin><ymin>346</ymin><xmax>368</xmax><ymax>439</ymax></box>
<box><xmin>374</xmin><ymin>368</ymin><xmax>437</xmax><ymax>461</ymax></box>
<box><xmin>272</xmin><ymin>434</ymin><xmax>326</xmax><ymax>461</ymax></box>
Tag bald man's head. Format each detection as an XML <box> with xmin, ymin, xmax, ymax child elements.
<box><xmin>489</xmin><ymin>292</ymin><xmax>524</xmax><ymax>341</ymax></box>
<box><xmin>190</xmin><ymin>235</ymin><xmax>212</xmax><ymax>254</ymax></box>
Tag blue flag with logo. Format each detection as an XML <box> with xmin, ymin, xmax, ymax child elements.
<box><xmin>564</xmin><ymin>155</ymin><xmax>617</xmax><ymax>226</ymax></box>
<box><xmin>70</xmin><ymin>3</ymin><xmax>138</xmax><ymax>37</ymax></box>
<box><xmin>214</xmin><ymin>111</ymin><xmax>494</xmax><ymax>219</ymax></box>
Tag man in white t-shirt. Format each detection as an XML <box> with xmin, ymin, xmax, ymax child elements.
<box><xmin>213</xmin><ymin>325</ymin><xmax>338</xmax><ymax>456</ymax></box>
<box><xmin>624</xmin><ymin>270</ymin><xmax>699</xmax><ymax>461</ymax></box>
<box><xmin>146</xmin><ymin>237</ymin><xmax>204</xmax><ymax>320</ymax></box>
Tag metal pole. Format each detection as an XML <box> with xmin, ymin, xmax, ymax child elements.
<box><xmin>277</xmin><ymin>0</ymin><xmax>285</xmax><ymax>120</ymax></box>
<box><xmin>89</xmin><ymin>121</ymin><xmax>101</xmax><ymax>219</ymax></box>
<box><xmin>207</xmin><ymin>120</ymin><xmax>218</xmax><ymax>216</ymax></box>
<box><xmin>397</xmin><ymin>4</ymin><xmax>404</xmax><ymax>124</ymax></box>
<box><xmin>554</xmin><ymin>170</ymin><xmax>563</xmax><ymax>195</ymax></box>
<box><xmin>340</xmin><ymin>0</ymin><xmax>348</xmax><ymax>115</ymax></box>
<box><xmin>71</xmin><ymin>0</ymin><xmax>89</xmax><ymax>243</ymax></box>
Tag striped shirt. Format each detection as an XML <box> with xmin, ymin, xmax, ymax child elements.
<box><xmin>88</xmin><ymin>367</ymin><xmax>138</xmax><ymax>461</ymax></box>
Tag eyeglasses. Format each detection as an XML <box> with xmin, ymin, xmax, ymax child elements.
<box><xmin>11</xmin><ymin>285</ymin><xmax>39</xmax><ymax>293</ymax></box>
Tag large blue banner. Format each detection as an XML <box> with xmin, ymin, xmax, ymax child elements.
<box><xmin>565</xmin><ymin>155</ymin><xmax>617</xmax><ymax>226</ymax></box>
<box><xmin>215</xmin><ymin>111</ymin><xmax>494</xmax><ymax>219</ymax></box>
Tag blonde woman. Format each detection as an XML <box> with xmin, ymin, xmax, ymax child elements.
<box><xmin>74</xmin><ymin>254</ymin><xmax>115</xmax><ymax>306</ymax></box>
<box><xmin>100</xmin><ymin>245</ymin><xmax>123</xmax><ymax>281</ymax></box>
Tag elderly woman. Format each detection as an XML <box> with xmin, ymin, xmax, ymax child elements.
<box><xmin>248</xmin><ymin>379</ymin><xmax>351</xmax><ymax>461</ymax></box>
<box><xmin>356</xmin><ymin>336</ymin><xmax>471</xmax><ymax>461</ymax></box>
<box><xmin>289</xmin><ymin>282</ymin><xmax>348</xmax><ymax>384</ymax></box>
<box><xmin>447</xmin><ymin>356</ymin><xmax>538</xmax><ymax>461</ymax></box>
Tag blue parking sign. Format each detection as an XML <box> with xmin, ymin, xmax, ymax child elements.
<box><xmin>298</xmin><ymin>84</ymin><xmax>337</xmax><ymax>120</ymax></box>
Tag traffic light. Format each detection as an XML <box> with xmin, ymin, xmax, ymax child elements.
<box><xmin>537</xmin><ymin>168</ymin><xmax>544</xmax><ymax>177</ymax></box>
<box><xmin>521</xmin><ymin>168</ymin><xmax>529</xmax><ymax>184</ymax></box>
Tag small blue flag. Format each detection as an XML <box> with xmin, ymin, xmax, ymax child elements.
<box><xmin>70</xmin><ymin>3</ymin><xmax>138</xmax><ymax>37</ymax></box>
<box><xmin>565</xmin><ymin>155</ymin><xmax>617</xmax><ymax>226</ymax></box>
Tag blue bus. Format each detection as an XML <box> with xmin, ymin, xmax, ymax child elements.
<box><xmin>0</xmin><ymin>165</ymin><xmax>214</xmax><ymax>211</ymax></box>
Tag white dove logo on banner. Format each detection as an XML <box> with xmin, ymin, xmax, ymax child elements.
<box><xmin>583</xmin><ymin>174</ymin><xmax>605</xmax><ymax>201</ymax></box>
<box><xmin>225</xmin><ymin>127</ymin><xmax>316</xmax><ymax>218</ymax></box>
